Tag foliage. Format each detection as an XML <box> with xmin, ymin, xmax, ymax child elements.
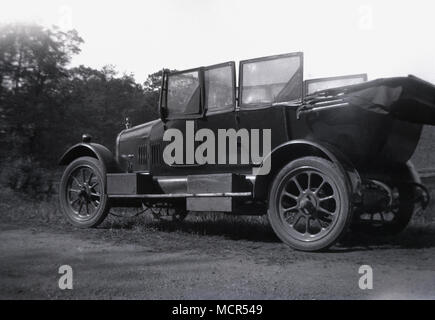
<box><xmin>0</xmin><ymin>23</ymin><xmax>160</xmax><ymax>169</ymax></box>
<box><xmin>4</xmin><ymin>159</ymin><xmax>55</xmax><ymax>200</ymax></box>
<box><xmin>0</xmin><ymin>23</ymin><xmax>162</xmax><ymax>195</ymax></box>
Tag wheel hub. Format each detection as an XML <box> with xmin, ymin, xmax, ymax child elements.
<box><xmin>79</xmin><ymin>183</ymin><xmax>92</xmax><ymax>199</ymax></box>
<box><xmin>299</xmin><ymin>192</ymin><xmax>318</xmax><ymax>217</ymax></box>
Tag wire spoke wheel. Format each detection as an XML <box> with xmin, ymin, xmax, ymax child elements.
<box><xmin>278</xmin><ymin>169</ymin><xmax>340</xmax><ymax>242</ymax></box>
<box><xmin>60</xmin><ymin>157</ymin><xmax>110</xmax><ymax>228</ymax></box>
<box><xmin>149</xmin><ymin>203</ymin><xmax>188</xmax><ymax>222</ymax></box>
<box><xmin>358</xmin><ymin>209</ymin><xmax>398</xmax><ymax>226</ymax></box>
<box><xmin>353</xmin><ymin>182</ymin><xmax>417</xmax><ymax>235</ymax></box>
<box><xmin>268</xmin><ymin>157</ymin><xmax>352</xmax><ymax>251</ymax></box>
<box><xmin>66</xmin><ymin>166</ymin><xmax>102</xmax><ymax>220</ymax></box>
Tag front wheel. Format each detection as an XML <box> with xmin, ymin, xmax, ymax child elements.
<box><xmin>268</xmin><ymin>157</ymin><xmax>353</xmax><ymax>251</ymax></box>
<box><xmin>59</xmin><ymin>156</ymin><xmax>110</xmax><ymax>228</ymax></box>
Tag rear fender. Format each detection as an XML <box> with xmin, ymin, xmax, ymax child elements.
<box><xmin>253</xmin><ymin>140</ymin><xmax>362</xmax><ymax>201</ymax></box>
<box><xmin>403</xmin><ymin>161</ymin><xmax>421</xmax><ymax>184</ymax></box>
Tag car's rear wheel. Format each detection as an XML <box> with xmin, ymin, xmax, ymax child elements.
<box><xmin>268</xmin><ymin>157</ymin><xmax>353</xmax><ymax>251</ymax></box>
<box><xmin>353</xmin><ymin>183</ymin><xmax>416</xmax><ymax>235</ymax></box>
<box><xmin>59</xmin><ymin>156</ymin><xmax>110</xmax><ymax>228</ymax></box>
<box><xmin>149</xmin><ymin>204</ymin><xmax>188</xmax><ymax>222</ymax></box>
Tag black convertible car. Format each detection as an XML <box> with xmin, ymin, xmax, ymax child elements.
<box><xmin>58</xmin><ymin>52</ymin><xmax>435</xmax><ymax>251</ymax></box>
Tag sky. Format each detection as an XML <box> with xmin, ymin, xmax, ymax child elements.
<box><xmin>1</xmin><ymin>0</ymin><xmax>434</xmax><ymax>84</ymax></box>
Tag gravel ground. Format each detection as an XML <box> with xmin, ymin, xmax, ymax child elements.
<box><xmin>0</xmin><ymin>177</ymin><xmax>435</xmax><ymax>300</ymax></box>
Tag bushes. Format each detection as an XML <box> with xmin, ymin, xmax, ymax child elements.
<box><xmin>2</xmin><ymin>159</ymin><xmax>58</xmax><ymax>200</ymax></box>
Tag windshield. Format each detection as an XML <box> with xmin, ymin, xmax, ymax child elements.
<box><xmin>241</xmin><ymin>55</ymin><xmax>303</xmax><ymax>106</ymax></box>
<box><xmin>204</xmin><ymin>64</ymin><xmax>234</xmax><ymax>112</ymax></box>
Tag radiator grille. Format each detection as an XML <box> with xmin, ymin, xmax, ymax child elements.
<box><xmin>151</xmin><ymin>143</ymin><xmax>163</xmax><ymax>165</ymax></box>
<box><xmin>138</xmin><ymin>144</ymin><xmax>148</xmax><ymax>165</ymax></box>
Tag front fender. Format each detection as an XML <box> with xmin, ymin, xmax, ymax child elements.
<box><xmin>253</xmin><ymin>139</ymin><xmax>362</xmax><ymax>201</ymax></box>
<box><xmin>59</xmin><ymin>143</ymin><xmax>121</xmax><ymax>173</ymax></box>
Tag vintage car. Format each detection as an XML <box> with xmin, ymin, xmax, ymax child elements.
<box><xmin>58</xmin><ymin>52</ymin><xmax>435</xmax><ymax>251</ymax></box>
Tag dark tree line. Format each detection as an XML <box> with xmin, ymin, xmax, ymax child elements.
<box><xmin>0</xmin><ymin>23</ymin><xmax>161</xmax><ymax>171</ymax></box>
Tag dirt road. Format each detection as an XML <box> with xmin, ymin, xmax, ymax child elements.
<box><xmin>1</xmin><ymin>217</ymin><xmax>435</xmax><ymax>299</ymax></box>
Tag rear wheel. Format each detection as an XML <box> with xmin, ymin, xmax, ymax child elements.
<box><xmin>149</xmin><ymin>204</ymin><xmax>188</xmax><ymax>222</ymax></box>
<box><xmin>353</xmin><ymin>184</ymin><xmax>416</xmax><ymax>235</ymax></box>
<box><xmin>268</xmin><ymin>157</ymin><xmax>353</xmax><ymax>251</ymax></box>
<box><xmin>59</xmin><ymin>157</ymin><xmax>110</xmax><ymax>228</ymax></box>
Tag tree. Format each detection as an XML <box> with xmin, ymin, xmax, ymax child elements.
<box><xmin>61</xmin><ymin>65</ymin><xmax>158</xmax><ymax>150</ymax></box>
<box><xmin>0</xmin><ymin>23</ymin><xmax>83</xmax><ymax>164</ymax></box>
<box><xmin>143</xmin><ymin>69</ymin><xmax>164</xmax><ymax>92</ymax></box>
<box><xmin>0</xmin><ymin>23</ymin><xmax>161</xmax><ymax>171</ymax></box>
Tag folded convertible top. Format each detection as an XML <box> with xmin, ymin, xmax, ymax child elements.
<box><xmin>305</xmin><ymin>75</ymin><xmax>435</xmax><ymax>125</ymax></box>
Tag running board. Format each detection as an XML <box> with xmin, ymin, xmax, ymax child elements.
<box><xmin>108</xmin><ymin>192</ymin><xmax>252</xmax><ymax>199</ymax></box>
<box><xmin>107</xmin><ymin>173</ymin><xmax>253</xmax><ymax>212</ymax></box>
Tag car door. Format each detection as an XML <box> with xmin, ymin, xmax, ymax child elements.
<box><xmin>236</xmin><ymin>52</ymin><xmax>304</xmax><ymax>169</ymax></box>
<box><xmin>195</xmin><ymin>61</ymin><xmax>241</xmax><ymax>173</ymax></box>
<box><xmin>156</xmin><ymin>67</ymin><xmax>205</xmax><ymax>175</ymax></box>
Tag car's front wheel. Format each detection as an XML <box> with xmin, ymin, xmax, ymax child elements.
<box><xmin>59</xmin><ymin>156</ymin><xmax>110</xmax><ymax>228</ymax></box>
<box><xmin>268</xmin><ymin>157</ymin><xmax>353</xmax><ymax>251</ymax></box>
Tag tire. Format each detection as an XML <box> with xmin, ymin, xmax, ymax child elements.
<box><xmin>150</xmin><ymin>205</ymin><xmax>188</xmax><ymax>222</ymax></box>
<box><xmin>353</xmin><ymin>184</ymin><xmax>416</xmax><ymax>235</ymax></box>
<box><xmin>59</xmin><ymin>156</ymin><xmax>110</xmax><ymax>228</ymax></box>
<box><xmin>268</xmin><ymin>156</ymin><xmax>353</xmax><ymax>251</ymax></box>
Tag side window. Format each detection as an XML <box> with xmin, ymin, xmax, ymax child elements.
<box><xmin>166</xmin><ymin>70</ymin><xmax>201</xmax><ymax>118</ymax></box>
<box><xmin>204</xmin><ymin>63</ymin><xmax>235</xmax><ymax>113</ymax></box>
<box><xmin>240</xmin><ymin>53</ymin><xmax>303</xmax><ymax>107</ymax></box>
<box><xmin>305</xmin><ymin>74</ymin><xmax>367</xmax><ymax>95</ymax></box>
